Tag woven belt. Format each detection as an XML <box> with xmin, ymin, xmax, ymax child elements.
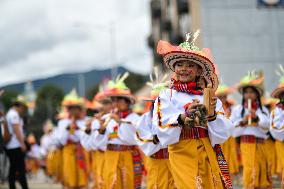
<box><xmin>240</xmin><ymin>135</ymin><xmax>264</xmax><ymax>143</ymax></box>
<box><xmin>150</xmin><ymin>148</ymin><xmax>169</xmax><ymax>159</ymax></box>
<box><xmin>107</xmin><ymin>144</ymin><xmax>135</xmax><ymax>151</ymax></box>
<box><xmin>66</xmin><ymin>140</ymin><xmax>79</xmax><ymax>145</ymax></box>
<box><xmin>180</xmin><ymin>127</ymin><xmax>208</xmax><ymax>140</ymax></box>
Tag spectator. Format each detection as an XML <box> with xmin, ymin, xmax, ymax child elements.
<box><xmin>5</xmin><ymin>95</ymin><xmax>29</xmax><ymax>189</ymax></box>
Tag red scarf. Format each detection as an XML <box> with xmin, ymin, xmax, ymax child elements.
<box><xmin>118</xmin><ymin>110</ymin><xmax>132</xmax><ymax>119</ymax></box>
<box><xmin>170</xmin><ymin>78</ymin><xmax>203</xmax><ymax>95</ymax></box>
<box><xmin>244</xmin><ymin>100</ymin><xmax>259</xmax><ymax>110</ymax></box>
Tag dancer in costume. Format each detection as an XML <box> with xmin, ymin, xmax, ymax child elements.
<box><xmin>216</xmin><ymin>85</ymin><xmax>239</xmax><ymax>176</ymax></box>
<box><xmin>270</xmin><ymin>65</ymin><xmax>284</xmax><ymax>187</ymax></box>
<box><xmin>57</xmin><ymin>89</ymin><xmax>88</xmax><ymax>189</ymax></box>
<box><xmin>153</xmin><ymin>32</ymin><xmax>233</xmax><ymax>189</ymax></box>
<box><xmin>136</xmin><ymin>67</ymin><xmax>175</xmax><ymax>189</ymax></box>
<box><xmin>262</xmin><ymin>96</ymin><xmax>278</xmax><ymax>178</ymax></box>
<box><xmin>98</xmin><ymin>73</ymin><xmax>143</xmax><ymax>189</ymax></box>
<box><xmin>231</xmin><ymin>71</ymin><xmax>270</xmax><ymax>188</ymax></box>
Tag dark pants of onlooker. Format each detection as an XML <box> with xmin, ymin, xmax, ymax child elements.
<box><xmin>5</xmin><ymin>147</ymin><xmax>29</xmax><ymax>189</ymax></box>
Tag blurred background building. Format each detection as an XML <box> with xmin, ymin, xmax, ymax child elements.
<box><xmin>147</xmin><ymin>0</ymin><xmax>284</xmax><ymax>96</ymax></box>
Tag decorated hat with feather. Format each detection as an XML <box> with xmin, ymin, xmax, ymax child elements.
<box><xmin>238</xmin><ymin>70</ymin><xmax>264</xmax><ymax>96</ymax></box>
<box><xmin>105</xmin><ymin>72</ymin><xmax>136</xmax><ymax>104</ymax></box>
<box><xmin>94</xmin><ymin>81</ymin><xmax>111</xmax><ymax>102</ymax></box>
<box><xmin>157</xmin><ymin>30</ymin><xmax>219</xmax><ymax>91</ymax></box>
<box><xmin>215</xmin><ymin>78</ymin><xmax>235</xmax><ymax>97</ymax></box>
<box><xmin>145</xmin><ymin>66</ymin><xmax>169</xmax><ymax>101</ymax></box>
<box><xmin>61</xmin><ymin>89</ymin><xmax>84</xmax><ymax>107</ymax></box>
<box><xmin>271</xmin><ymin>65</ymin><xmax>284</xmax><ymax>98</ymax></box>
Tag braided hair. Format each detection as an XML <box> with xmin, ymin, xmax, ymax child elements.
<box><xmin>241</xmin><ymin>86</ymin><xmax>266</xmax><ymax>117</ymax></box>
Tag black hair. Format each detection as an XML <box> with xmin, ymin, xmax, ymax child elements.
<box><xmin>241</xmin><ymin>86</ymin><xmax>266</xmax><ymax>117</ymax></box>
<box><xmin>117</xmin><ymin>96</ymin><xmax>131</xmax><ymax>105</ymax></box>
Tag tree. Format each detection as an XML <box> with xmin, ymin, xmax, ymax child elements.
<box><xmin>0</xmin><ymin>90</ymin><xmax>19</xmax><ymax>111</ymax></box>
<box><xmin>86</xmin><ymin>84</ymin><xmax>99</xmax><ymax>100</ymax></box>
<box><xmin>27</xmin><ymin>84</ymin><xmax>64</xmax><ymax>138</ymax></box>
<box><xmin>125</xmin><ymin>72</ymin><xmax>147</xmax><ymax>93</ymax></box>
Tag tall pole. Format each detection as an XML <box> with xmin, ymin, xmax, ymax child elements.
<box><xmin>78</xmin><ymin>73</ymin><xmax>85</xmax><ymax>97</ymax></box>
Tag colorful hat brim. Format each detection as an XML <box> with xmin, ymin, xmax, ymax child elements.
<box><xmin>107</xmin><ymin>94</ymin><xmax>136</xmax><ymax>104</ymax></box>
<box><xmin>216</xmin><ymin>88</ymin><xmax>234</xmax><ymax>97</ymax></box>
<box><xmin>163</xmin><ymin>51</ymin><xmax>218</xmax><ymax>91</ymax></box>
<box><xmin>238</xmin><ymin>84</ymin><xmax>264</xmax><ymax>96</ymax></box>
<box><xmin>271</xmin><ymin>86</ymin><xmax>284</xmax><ymax>98</ymax></box>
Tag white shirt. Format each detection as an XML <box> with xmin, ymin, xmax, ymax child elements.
<box><xmin>270</xmin><ymin>106</ymin><xmax>284</xmax><ymax>141</ymax></box>
<box><xmin>57</xmin><ymin>118</ymin><xmax>86</xmax><ymax>145</ymax></box>
<box><xmin>136</xmin><ymin>112</ymin><xmax>167</xmax><ymax>156</ymax></box>
<box><xmin>152</xmin><ymin>89</ymin><xmax>232</xmax><ymax>146</ymax></box>
<box><xmin>5</xmin><ymin>108</ymin><xmax>24</xmax><ymax>149</ymax></box>
<box><xmin>100</xmin><ymin>112</ymin><xmax>140</xmax><ymax>146</ymax></box>
<box><xmin>230</xmin><ymin>105</ymin><xmax>270</xmax><ymax>139</ymax></box>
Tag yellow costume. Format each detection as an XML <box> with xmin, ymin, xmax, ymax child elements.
<box><xmin>231</xmin><ymin>71</ymin><xmax>271</xmax><ymax>188</ymax></box>
<box><xmin>153</xmin><ymin>36</ymin><xmax>233</xmax><ymax>189</ymax></box>
<box><xmin>62</xmin><ymin>143</ymin><xmax>88</xmax><ymax>187</ymax></box>
<box><xmin>146</xmin><ymin>156</ymin><xmax>175</xmax><ymax>189</ymax></box>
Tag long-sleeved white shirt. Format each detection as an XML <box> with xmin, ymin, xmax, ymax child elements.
<box><xmin>99</xmin><ymin>112</ymin><xmax>140</xmax><ymax>146</ymax></box>
<box><xmin>152</xmin><ymin>89</ymin><xmax>232</xmax><ymax>146</ymax></box>
<box><xmin>136</xmin><ymin>112</ymin><xmax>167</xmax><ymax>156</ymax></box>
<box><xmin>230</xmin><ymin>105</ymin><xmax>270</xmax><ymax>139</ymax></box>
<box><xmin>270</xmin><ymin>106</ymin><xmax>284</xmax><ymax>141</ymax></box>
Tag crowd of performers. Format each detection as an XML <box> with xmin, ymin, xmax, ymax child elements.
<box><xmin>27</xmin><ymin>33</ymin><xmax>284</xmax><ymax>189</ymax></box>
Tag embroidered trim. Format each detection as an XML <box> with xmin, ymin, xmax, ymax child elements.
<box><xmin>214</xmin><ymin>144</ymin><xmax>233</xmax><ymax>189</ymax></box>
<box><xmin>135</xmin><ymin>132</ymin><xmax>154</xmax><ymax>143</ymax></box>
<box><xmin>180</xmin><ymin>127</ymin><xmax>208</xmax><ymax>140</ymax></box>
<box><xmin>271</xmin><ymin>110</ymin><xmax>284</xmax><ymax>130</ymax></box>
<box><xmin>157</xmin><ymin>97</ymin><xmax>179</xmax><ymax>128</ymax></box>
<box><xmin>150</xmin><ymin>148</ymin><xmax>169</xmax><ymax>159</ymax></box>
<box><xmin>195</xmin><ymin>176</ymin><xmax>203</xmax><ymax>189</ymax></box>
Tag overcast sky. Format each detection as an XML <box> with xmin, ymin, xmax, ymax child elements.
<box><xmin>0</xmin><ymin>0</ymin><xmax>152</xmax><ymax>87</ymax></box>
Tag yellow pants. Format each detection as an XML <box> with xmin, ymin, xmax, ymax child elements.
<box><xmin>46</xmin><ymin>151</ymin><xmax>56</xmax><ymax>177</ymax></box>
<box><xmin>84</xmin><ymin>149</ymin><xmax>92</xmax><ymax>176</ymax></box>
<box><xmin>103</xmin><ymin>150</ymin><xmax>135</xmax><ymax>189</ymax></box>
<box><xmin>146</xmin><ymin>157</ymin><xmax>175</xmax><ymax>189</ymax></box>
<box><xmin>275</xmin><ymin>140</ymin><xmax>283</xmax><ymax>175</ymax></box>
<box><xmin>168</xmin><ymin>138</ymin><xmax>225</xmax><ymax>189</ymax></box>
<box><xmin>240</xmin><ymin>141</ymin><xmax>270</xmax><ymax>188</ymax></box>
<box><xmin>62</xmin><ymin>144</ymin><xmax>88</xmax><ymax>187</ymax></box>
<box><xmin>275</xmin><ymin>141</ymin><xmax>284</xmax><ymax>186</ymax></box>
<box><xmin>92</xmin><ymin>150</ymin><xmax>105</xmax><ymax>189</ymax></box>
<box><xmin>221</xmin><ymin>137</ymin><xmax>239</xmax><ymax>174</ymax></box>
<box><xmin>26</xmin><ymin>159</ymin><xmax>39</xmax><ymax>174</ymax></box>
<box><xmin>264</xmin><ymin>138</ymin><xmax>277</xmax><ymax>175</ymax></box>
<box><xmin>55</xmin><ymin>149</ymin><xmax>63</xmax><ymax>182</ymax></box>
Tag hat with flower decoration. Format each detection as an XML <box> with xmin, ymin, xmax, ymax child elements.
<box><xmin>61</xmin><ymin>89</ymin><xmax>84</xmax><ymax>107</ymax></box>
<box><xmin>104</xmin><ymin>72</ymin><xmax>136</xmax><ymax>104</ymax></box>
<box><xmin>157</xmin><ymin>30</ymin><xmax>219</xmax><ymax>91</ymax></box>
<box><xmin>215</xmin><ymin>83</ymin><xmax>234</xmax><ymax>97</ymax></box>
<box><xmin>143</xmin><ymin>66</ymin><xmax>169</xmax><ymax>101</ymax></box>
<box><xmin>238</xmin><ymin>70</ymin><xmax>264</xmax><ymax>96</ymax></box>
<box><xmin>271</xmin><ymin>65</ymin><xmax>284</xmax><ymax>99</ymax></box>
<box><xmin>85</xmin><ymin>98</ymin><xmax>103</xmax><ymax>110</ymax></box>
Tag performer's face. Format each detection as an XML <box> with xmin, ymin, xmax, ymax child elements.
<box><xmin>243</xmin><ymin>87</ymin><xmax>257</xmax><ymax>101</ymax></box>
<box><xmin>174</xmin><ymin>61</ymin><xmax>201</xmax><ymax>82</ymax></box>
<box><xmin>67</xmin><ymin>106</ymin><xmax>82</xmax><ymax>118</ymax></box>
<box><xmin>112</xmin><ymin>97</ymin><xmax>130</xmax><ymax>111</ymax></box>
<box><xmin>102</xmin><ymin>102</ymin><xmax>113</xmax><ymax>113</ymax></box>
